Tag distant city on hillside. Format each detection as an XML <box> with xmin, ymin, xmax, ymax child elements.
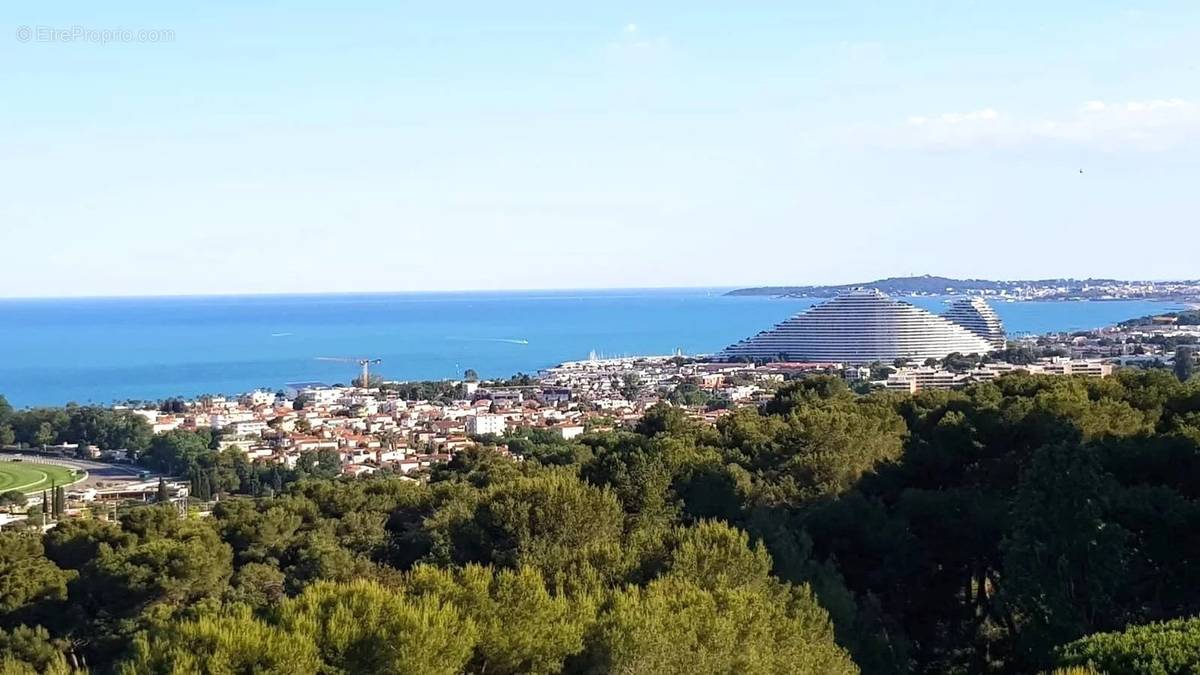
<box><xmin>727</xmin><ymin>275</ymin><xmax>1200</xmax><ymax>302</ymax></box>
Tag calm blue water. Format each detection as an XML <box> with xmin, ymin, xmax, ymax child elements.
<box><xmin>0</xmin><ymin>289</ymin><xmax>1181</xmax><ymax>407</ymax></box>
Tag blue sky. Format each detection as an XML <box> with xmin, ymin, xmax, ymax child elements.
<box><xmin>2</xmin><ymin>1</ymin><xmax>1198</xmax><ymax>297</ymax></box>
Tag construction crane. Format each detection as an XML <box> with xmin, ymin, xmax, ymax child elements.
<box><xmin>315</xmin><ymin>357</ymin><xmax>382</xmax><ymax>387</ymax></box>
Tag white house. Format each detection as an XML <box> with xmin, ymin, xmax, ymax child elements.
<box><xmin>465</xmin><ymin>414</ymin><xmax>506</xmax><ymax>436</ymax></box>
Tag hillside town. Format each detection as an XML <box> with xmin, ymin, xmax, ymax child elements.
<box><xmin>94</xmin><ymin>352</ymin><xmax>1119</xmax><ymax>477</ymax></box>
<box><xmin>2</xmin><ymin>304</ymin><xmax>1197</xmax><ymax>530</ymax></box>
<box><xmin>731</xmin><ymin>275</ymin><xmax>1200</xmax><ymax>302</ymax></box>
<box><xmin>165</xmin><ymin>307</ymin><xmax>1193</xmax><ymax>460</ymax></box>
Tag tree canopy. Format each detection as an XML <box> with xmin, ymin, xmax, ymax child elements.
<box><xmin>3</xmin><ymin>369</ymin><xmax>1200</xmax><ymax>673</ymax></box>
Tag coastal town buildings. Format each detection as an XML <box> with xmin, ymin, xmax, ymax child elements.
<box><xmin>885</xmin><ymin>358</ymin><xmax>1114</xmax><ymax>393</ymax></box>
<box><xmin>465</xmin><ymin>414</ymin><xmax>506</xmax><ymax>436</ymax></box>
<box><xmin>102</xmin><ymin>333</ymin><xmax>1152</xmax><ymax>481</ymax></box>
<box><xmin>8</xmin><ymin>304</ymin><xmax>1189</xmax><ymax>511</ymax></box>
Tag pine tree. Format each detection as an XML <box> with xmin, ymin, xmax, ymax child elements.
<box><xmin>157</xmin><ymin>477</ymin><xmax>169</xmax><ymax>503</ymax></box>
<box><xmin>197</xmin><ymin>472</ymin><xmax>212</xmax><ymax>501</ymax></box>
<box><xmin>54</xmin><ymin>486</ymin><xmax>65</xmax><ymax>517</ymax></box>
<box><xmin>189</xmin><ymin>462</ymin><xmax>202</xmax><ymax>497</ymax></box>
<box><xmin>1176</xmin><ymin>346</ymin><xmax>1195</xmax><ymax>382</ymax></box>
<box><xmin>28</xmin><ymin>503</ymin><xmax>45</xmax><ymax>527</ymax></box>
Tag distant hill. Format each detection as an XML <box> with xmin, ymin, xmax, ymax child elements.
<box><xmin>726</xmin><ymin>275</ymin><xmax>1200</xmax><ymax>301</ymax></box>
<box><xmin>1118</xmin><ymin>309</ymin><xmax>1200</xmax><ymax>327</ymax></box>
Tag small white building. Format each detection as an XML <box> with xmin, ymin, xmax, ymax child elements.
<box><xmin>554</xmin><ymin>424</ymin><xmax>585</xmax><ymax>440</ymax></box>
<box><xmin>886</xmin><ymin>368</ymin><xmax>968</xmax><ymax>393</ymax></box>
<box><xmin>240</xmin><ymin>390</ymin><xmax>277</xmax><ymax>407</ymax></box>
<box><xmin>842</xmin><ymin>366</ymin><xmax>872</xmax><ymax>382</ymax></box>
<box><xmin>378</xmin><ymin>448</ymin><xmax>405</xmax><ymax>463</ymax></box>
<box><xmin>301</xmin><ymin>387</ymin><xmax>344</xmax><ymax>407</ymax></box>
<box><xmin>228</xmin><ymin>420</ymin><xmax>269</xmax><ymax>437</ymax></box>
<box><xmin>465</xmin><ymin>414</ymin><xmax>506</xmax><ymax>436</ymax></box>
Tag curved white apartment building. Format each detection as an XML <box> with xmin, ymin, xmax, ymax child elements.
<box><xmin>941</xmin><ymin>297</ymin><xmax>1007</xmax><ymax>350</ymax></box>
<box><xmin>717</xmin><ymin>289</ymin><xmax>997</xmax><ymax>363</ymax></box>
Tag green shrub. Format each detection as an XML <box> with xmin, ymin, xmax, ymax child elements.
<box><xmin>1057</xmin><ymin>616</ymin><xmax>1200</xmax><ymax>675</ymax></box>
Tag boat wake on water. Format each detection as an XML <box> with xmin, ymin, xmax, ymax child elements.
<box><xmin>447</xmin><ymin>337</ymin><xmax>529</xmax><ymax>345</ymax></box>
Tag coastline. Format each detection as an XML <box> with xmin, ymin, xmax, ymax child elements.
<box><xmin>735</xmin><ymin>293</ymin><xmax>1197</xmax><ymax>304</ymax></box>
<box><xmin>0</xmin><ymin>293</ymin><xmax>1185</xmax><ymax>408</ymax></box>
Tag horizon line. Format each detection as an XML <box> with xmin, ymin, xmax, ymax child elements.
<box><xmin>0</xmin><ymin>285</ymin><xmax>742</xmax><ymax>302</ymax></box>
<box><xmin>2</xmin><ymin>276</ymin><xmax>1197</xmax><ymax>302</ymax></box>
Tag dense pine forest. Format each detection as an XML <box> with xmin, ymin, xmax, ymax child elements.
<box><xmin>3</xmin><ymin>370</ymin><xmax>1200</xmax><ymax>673</ymax></box>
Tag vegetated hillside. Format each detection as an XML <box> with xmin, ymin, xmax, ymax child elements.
<box><xmin>727</xmin><ymin>275</ymin><xmax>1013</xmax><ymax>296</ymax></box>
<box><xmin>3</xmin><ymin>370</ymin><xmax>1200</xmax><ymax>674</ymax></box>
<box><xmin>1120</xmin><ymin>309</ymin><xmax>1200</xmax><ymax>327</ymax></box>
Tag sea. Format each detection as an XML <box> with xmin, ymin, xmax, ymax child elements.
<box><xmin>0</xmin><ymin>289</ymin><xmax>1183</xmax><ymax>407</ymax></box>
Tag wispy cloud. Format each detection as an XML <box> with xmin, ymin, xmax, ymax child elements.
<box><xmin>907</xmin><ymin>108</ymin><xmax>1000</xmax><ymax>126</ymax></box>
<box><xmin>897</xmin><ymin>107</ymin><xmax>1019</xmax><ymax>150</ymax></box>
<box><xmin>1039</xmin><ymin>99</ymin><xmax>1199</xmax><ymax>148</ymax></box>
<box><xmin>605</xmin><ymin>22</ymin><xmax>673</xmax><ymax>68</ymax></box>
<box><xmin>896</xmin><ymin>99</ymin><xmax>1200</xmax><ymax>151</ymax></box>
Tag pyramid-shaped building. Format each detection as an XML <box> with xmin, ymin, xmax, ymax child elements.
<box><xmin>717</xmin><ymin>289</ymin><xmax>999</xmax><ymax>363</ymax></box>
<box><xmin>940</xmin><ymin>297</ymin><xmax>1006</xmax><ymax>350</ymax></box>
